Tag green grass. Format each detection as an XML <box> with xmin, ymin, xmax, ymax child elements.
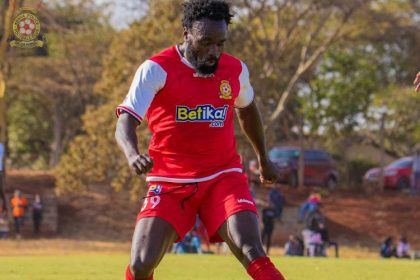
<box><xmin>1</xmin><ymin>254</ymin><xmax>419</xmax><ymax>280</ymax></box>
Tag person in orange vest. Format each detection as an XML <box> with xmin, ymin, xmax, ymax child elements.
<box><xmin>10</xmin><ymin>190</ymin><xmax>28</xmax><ymax>237</ymax></box>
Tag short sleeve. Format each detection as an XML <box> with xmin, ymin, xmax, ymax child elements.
<box><xmin>116</xmin><ymin>60</ymin><xmax>167</xmax><ymax>122</ymax></box>
<box><xmin>234</xmin><ymin>61</ymin><xmax>254</xmax><ymax>109</ymax></box>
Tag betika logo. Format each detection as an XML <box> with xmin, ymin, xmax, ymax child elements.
<box><xmin>176</xmin><ymin>104</ymin><xmax>228</xmax><ymax>127</ymax></box>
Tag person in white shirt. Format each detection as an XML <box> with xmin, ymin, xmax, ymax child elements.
<box><xmin>396</xmin><ymin>237</ymin><xmax>410</xmax><ymax>258</ymax></box>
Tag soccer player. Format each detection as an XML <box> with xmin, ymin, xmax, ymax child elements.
<box><xmin>115</xmin><ymin>1</ymin><xmax>286</xmax><ymax>279</ymax></box>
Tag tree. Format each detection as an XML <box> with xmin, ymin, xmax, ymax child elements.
<box><xmin>0</xmin><ymin>0</ymin><xmax>20</xmax><ymax>211</ymax></box>
<box><xmin>55</xmin><ymin>0</ymin><xmax>420</xmax><ymax>195</ymax></box>
<box><xmin>302</xmin><ymin>46</ymin><xmax>379</xmax><ymax>184</ymax></box>
<box><xmin>55</xmin><ymin>0</ymin><xmax>182</xmax><ymax>196</ymax></box>
<box><xmin>7</xmin><ymin>0</ymin><xmax>113</xmax><ymax>168</ymax></box>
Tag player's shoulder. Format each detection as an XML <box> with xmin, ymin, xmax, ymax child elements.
<box><xmin>148</xmin><ymin>46</ymin><xmax>179</xmax><ymax>66</ymax></box>
<box><xmin>219</xmin><ymin>52</ymin><xmax>247</xmax><ymax>73</ymax></box>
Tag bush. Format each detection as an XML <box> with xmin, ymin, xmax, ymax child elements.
<box><xmin>347</xmin><ymin>159</ymin><xmax>377</xmax><ymax>185</ymax></box>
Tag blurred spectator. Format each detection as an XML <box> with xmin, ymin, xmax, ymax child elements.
<box><xmin>308</xmin><ymin>231</ymin><xmax>323</xmax><ymax>257</ymax></box>
<box><xmin>10</xmin><ymin>190</ymin><xmax>28</xmax><ymax>238</ymax></box>
<box><xmin>261</xmin><ymin>206</ymin><xmax>276</xmax><ymax>254</ymax></box>
<box><xmin>173</xmin><ymin>230</ymin><xmax>201</xmax><ymax>254</ymax></box>
<box><xmin>411</xmin><ymin>146</ymin><xmax>420</xmax><ymax>195</ymax></box>
<box><xmin>396</xmin><ymin>237</ymin><xmax>410</xmax><ymax>259</ymax></box>
<box><xmin>306</xmin><ymin>207</ymin><xmax>325</xmax><ymax>232</ymax></box>
<box><xmin>318</xmin><ymin>223</ymin><xmax>339</xmax><ymax>258</ymax></box>
<box><xmin>268</xmin><ymin>186</ymin><xmax>285</xmax><ymax>220</ymax></box>
<box><xmin>195</xmin><ymin>216</ymin><xmax>212</xmax><ymax>253</ymax></box>
<box><xmin>32</xmin><ymin>194</ymin><xmax>43</xmax><ymax>235</ymax></box>
<box><xmin>0</xmin><ymin>207</ymin><xmax>9</xmax><ymax>239</ymax></box>
<box><xmin>299</xmin><ymin>189</ymin><xmax>321</xmax><ymax>222</ymax></box>
<box><xmin>248</xmin><ymin>159</ymin><xmax>260</xmax><ymax>189</ymax></box>
<box><xmin>380</xmin><ymin>237</ymin><xmax>396</xmax><ymax>258</ymax></box>
<box><xmin>216</xmin><ymin>242</ymin><xmax>229</xmax><ymax>255</ymax></box>
<box><xmin>301</xmin><ymin>229</ymin><xmax>313</xmax><ymax>256</ymax></box>
<box><xmin>284</xmin><ymin>235</ymin><xmax>304</xmax><ymax>256</ymax></box>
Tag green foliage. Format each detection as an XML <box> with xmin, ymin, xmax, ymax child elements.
<box><xmin>54</xmin><ymin>102</ymin><xmax>146</xmax><ymax>197</ymax></box>
<box><xmin>55</xmin><ymin>0</ymin><xmax>183</xmax><ymax>195</ymax></box>
<box><xmin>370</xmin><ymin>86</ymin><xmax>420</xmax><ymax>155</ymax></box>
<box><xmin>7</xmin><ymin>91</ymin><xmax>52</xmax><ymax>168</ymax></box>
<box><xmin>347</xmin><ymin>158</ymin><xmax>377</xmax><ymax>185</ymax></box>
<box><xmin>7</xmin><ymin>0</ymin><xmax>113</xmax><ymax>168</ymax></box>
<box><xmin>305</xmin><ymin>47</ymin><xmax>379</xmax><ymax>135</ymax></box>
<box><xmin>54</xmin><ymin>0</ymin><xmax>420</xmax><ymax>194</ymax></box>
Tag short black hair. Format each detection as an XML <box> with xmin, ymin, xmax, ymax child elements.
<box><xmin>182</xmin><ymin>0</ymin><xmax>233</xmax><ymax>29</ymax></box>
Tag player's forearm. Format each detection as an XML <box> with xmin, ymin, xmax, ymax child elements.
<box><xmin>236</xmin><ymin>101</ymin><xmax>269</xmax><ymax>163</ymax></box>
<box><xmin>115</xmin><ymin>114</ymin><xmax>140</xmax><ymax>161</ymax></box>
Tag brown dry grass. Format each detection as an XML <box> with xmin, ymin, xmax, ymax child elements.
<box><xmin>0</xmin><ymin>239</ymin><xmax>378</xmax><ymax>259</ymax></box>
<box><xmin>0</xmin><ymin>239</ymin><xmax>130</xmax><ymax>256</ymax></box>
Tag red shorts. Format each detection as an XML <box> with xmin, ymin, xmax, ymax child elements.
<box><xmin>137</xmin><ymin>172</ymin><xmax>257</xmax><ymax>242</ymax></box>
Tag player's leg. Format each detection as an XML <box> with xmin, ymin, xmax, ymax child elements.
<box><xmin>126</xmin><ymin>217</ymin><xmax>178</xmax><ymax>280</ymax></box>
<box><xmin>217</xmin><ymin>211</ymin><xmax>286</xmax><ymax>280</ymax></box>
<box><xmin>217</xmin><ymin>211</ymin><xmax>265</xmax><ymax>266</ymax></box>
<box><xmin>199</xmin><ymin>173</ymin><xmax>286</xmax><ymax>279</ymax></box>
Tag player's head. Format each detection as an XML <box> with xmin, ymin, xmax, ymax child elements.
<box><xmin>182</xmin><ymin>0</ymin><xmax>233</xmax><ymax>75</ymax></box>
<box><xmin>14</xmin><ymin>190</ymin><xmax>21</xmax><ymax>197</ymax></box>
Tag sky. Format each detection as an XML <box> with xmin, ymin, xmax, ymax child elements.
<box><xmin>95</xmin><ymin>0</ymin><xmax>147</xmax><ymax>29</ymax></box>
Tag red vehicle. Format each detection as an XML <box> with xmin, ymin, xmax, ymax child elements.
<box><xmin>363</xmin><ymin>157</ymin><xmax>413</xmax><ymax>190</ymax></box>
<box><xmin>268</xmin><ymin>146</ymin><xmax>338</xmax><ymax>189</ymax></box>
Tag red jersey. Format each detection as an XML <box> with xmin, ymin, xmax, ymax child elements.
<box><xmin>117</xmin><ymin>46</ymin><xmax>254</xmax><ymax>183</ymax></box>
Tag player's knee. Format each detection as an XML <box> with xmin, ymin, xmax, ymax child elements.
<box><xmin>240</xmin><ymin>240</ymin><xmax>266</xmax><ymax>260</ymax></box>
<box><xmin>130</xmin><ymin>258</ymin><xmax>155</xmax><ymax>279</ymax></box>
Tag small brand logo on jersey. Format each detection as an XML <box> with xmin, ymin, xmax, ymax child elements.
<box><xmin>176</xmin><ymin>105</ymin><xmax>228</xmax><ymax>127</ymax></box>
<box><xmin>149</xmin><ymin>184</ymin><xmax>162</xmax><ymax>195</ymax></box>
<box><xmin>237</xmin><ymin>198</ymin><xmax>254</xmax><ymax>205</ymax></box>
<box><xmin>219</xmin><ymin>80</ymin><xmax>232</xmax><ymax>100</ymax></box>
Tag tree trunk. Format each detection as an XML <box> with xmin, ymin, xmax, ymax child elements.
<box><xmin>298</xmin><ymin>113</ymin><xmax>305</xmax><ymax>188</ymax></box>
<box><xmin>49</xmin><ymin>105</ymin><xmax>63</xmax><ymax>167</ymax></box>
<box><xmin>378</xmin><ymin>113</ymin><xmax>386</xmax><ymax>192</ymax></box>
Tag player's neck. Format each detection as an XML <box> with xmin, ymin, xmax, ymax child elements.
<box><xmin>177</xmin><ymin>43</ymin><xmax>188</xmax><ymax>60</ymax></box>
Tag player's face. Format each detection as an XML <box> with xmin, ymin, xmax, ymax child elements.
<box><xmin>184</xmin><ymin>18</ymin><xmax>227</xmax><ymax>75</ymax></box>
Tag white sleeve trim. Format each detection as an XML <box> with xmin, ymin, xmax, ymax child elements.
<box><xmin>234</xmin><ymin>61</ymin><xmax>255</xmax><ymax>109</ymax></box>
<box><xmin>116</xmin><ymin>60</ymin><xmax>167</xmax><ymax>121</ymax></box>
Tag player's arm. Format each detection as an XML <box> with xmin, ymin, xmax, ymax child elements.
<box><xmin>115</xmin><ymin>113</ymin><xmax>152</xmax><ymax>175</ymax></box>
<box><xmin>235</xmin><ymin>61</ymin><xmax>278</xmax><ymax>184</ymax></box>
<box><xmin>115</xmin><ymin>60</ymin><xmax>166</xmax><ymax>175</ymax></box>
<box><xmin>236</xmin><ymin>101</ymin><xmax>278</xmax><ymax>184</ymax></box>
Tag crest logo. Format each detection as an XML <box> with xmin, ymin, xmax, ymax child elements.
<box><xmin>10</xmin><ymin>7</ymin><xmax>46</xmax><ymax>48</ymax></box>
<box><xmin>219</xmin><ymin>80</ymin><xmax>232</xmax><ymax>99</ymax></box>
<box><xmin>149</xmin><ymin>184</ymin><xmax>162</xmax><ymax>195</ymax></box>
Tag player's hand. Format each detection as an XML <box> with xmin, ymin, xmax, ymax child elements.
<box><xmin>414</xmin><ymin>71</ymin><xmax>420</xmax><ymax>92</ymax></box>
<box><xmin>128</xmin><ymin>154</ymin><xmax>153</xmax><ymax>175</ymax></box>
<box><xmin>258</xmin><ymin>158</ymin><xmax>279</xmax><ymax>185</ymax></box>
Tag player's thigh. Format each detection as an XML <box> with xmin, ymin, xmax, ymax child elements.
<box><xmin>131</xmin><ymin>217</ymin><xmax>178</xmax><ymax>267</ymax></box>
<box><xmin>199</xmin><ymin>172</ymin><xmax>257</xmax><ymax>241</ymax></box>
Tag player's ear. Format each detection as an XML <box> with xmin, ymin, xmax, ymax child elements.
<box><xmin>183</xmin><ymin>26</ymin><xmax>189</xmax><ymax>41</ymax></box>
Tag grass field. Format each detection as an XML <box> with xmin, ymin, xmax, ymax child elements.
<box><xmin>1</xmin><ymin>254</ymin><xmax>420</xmax><ymax>280</ymax></box>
